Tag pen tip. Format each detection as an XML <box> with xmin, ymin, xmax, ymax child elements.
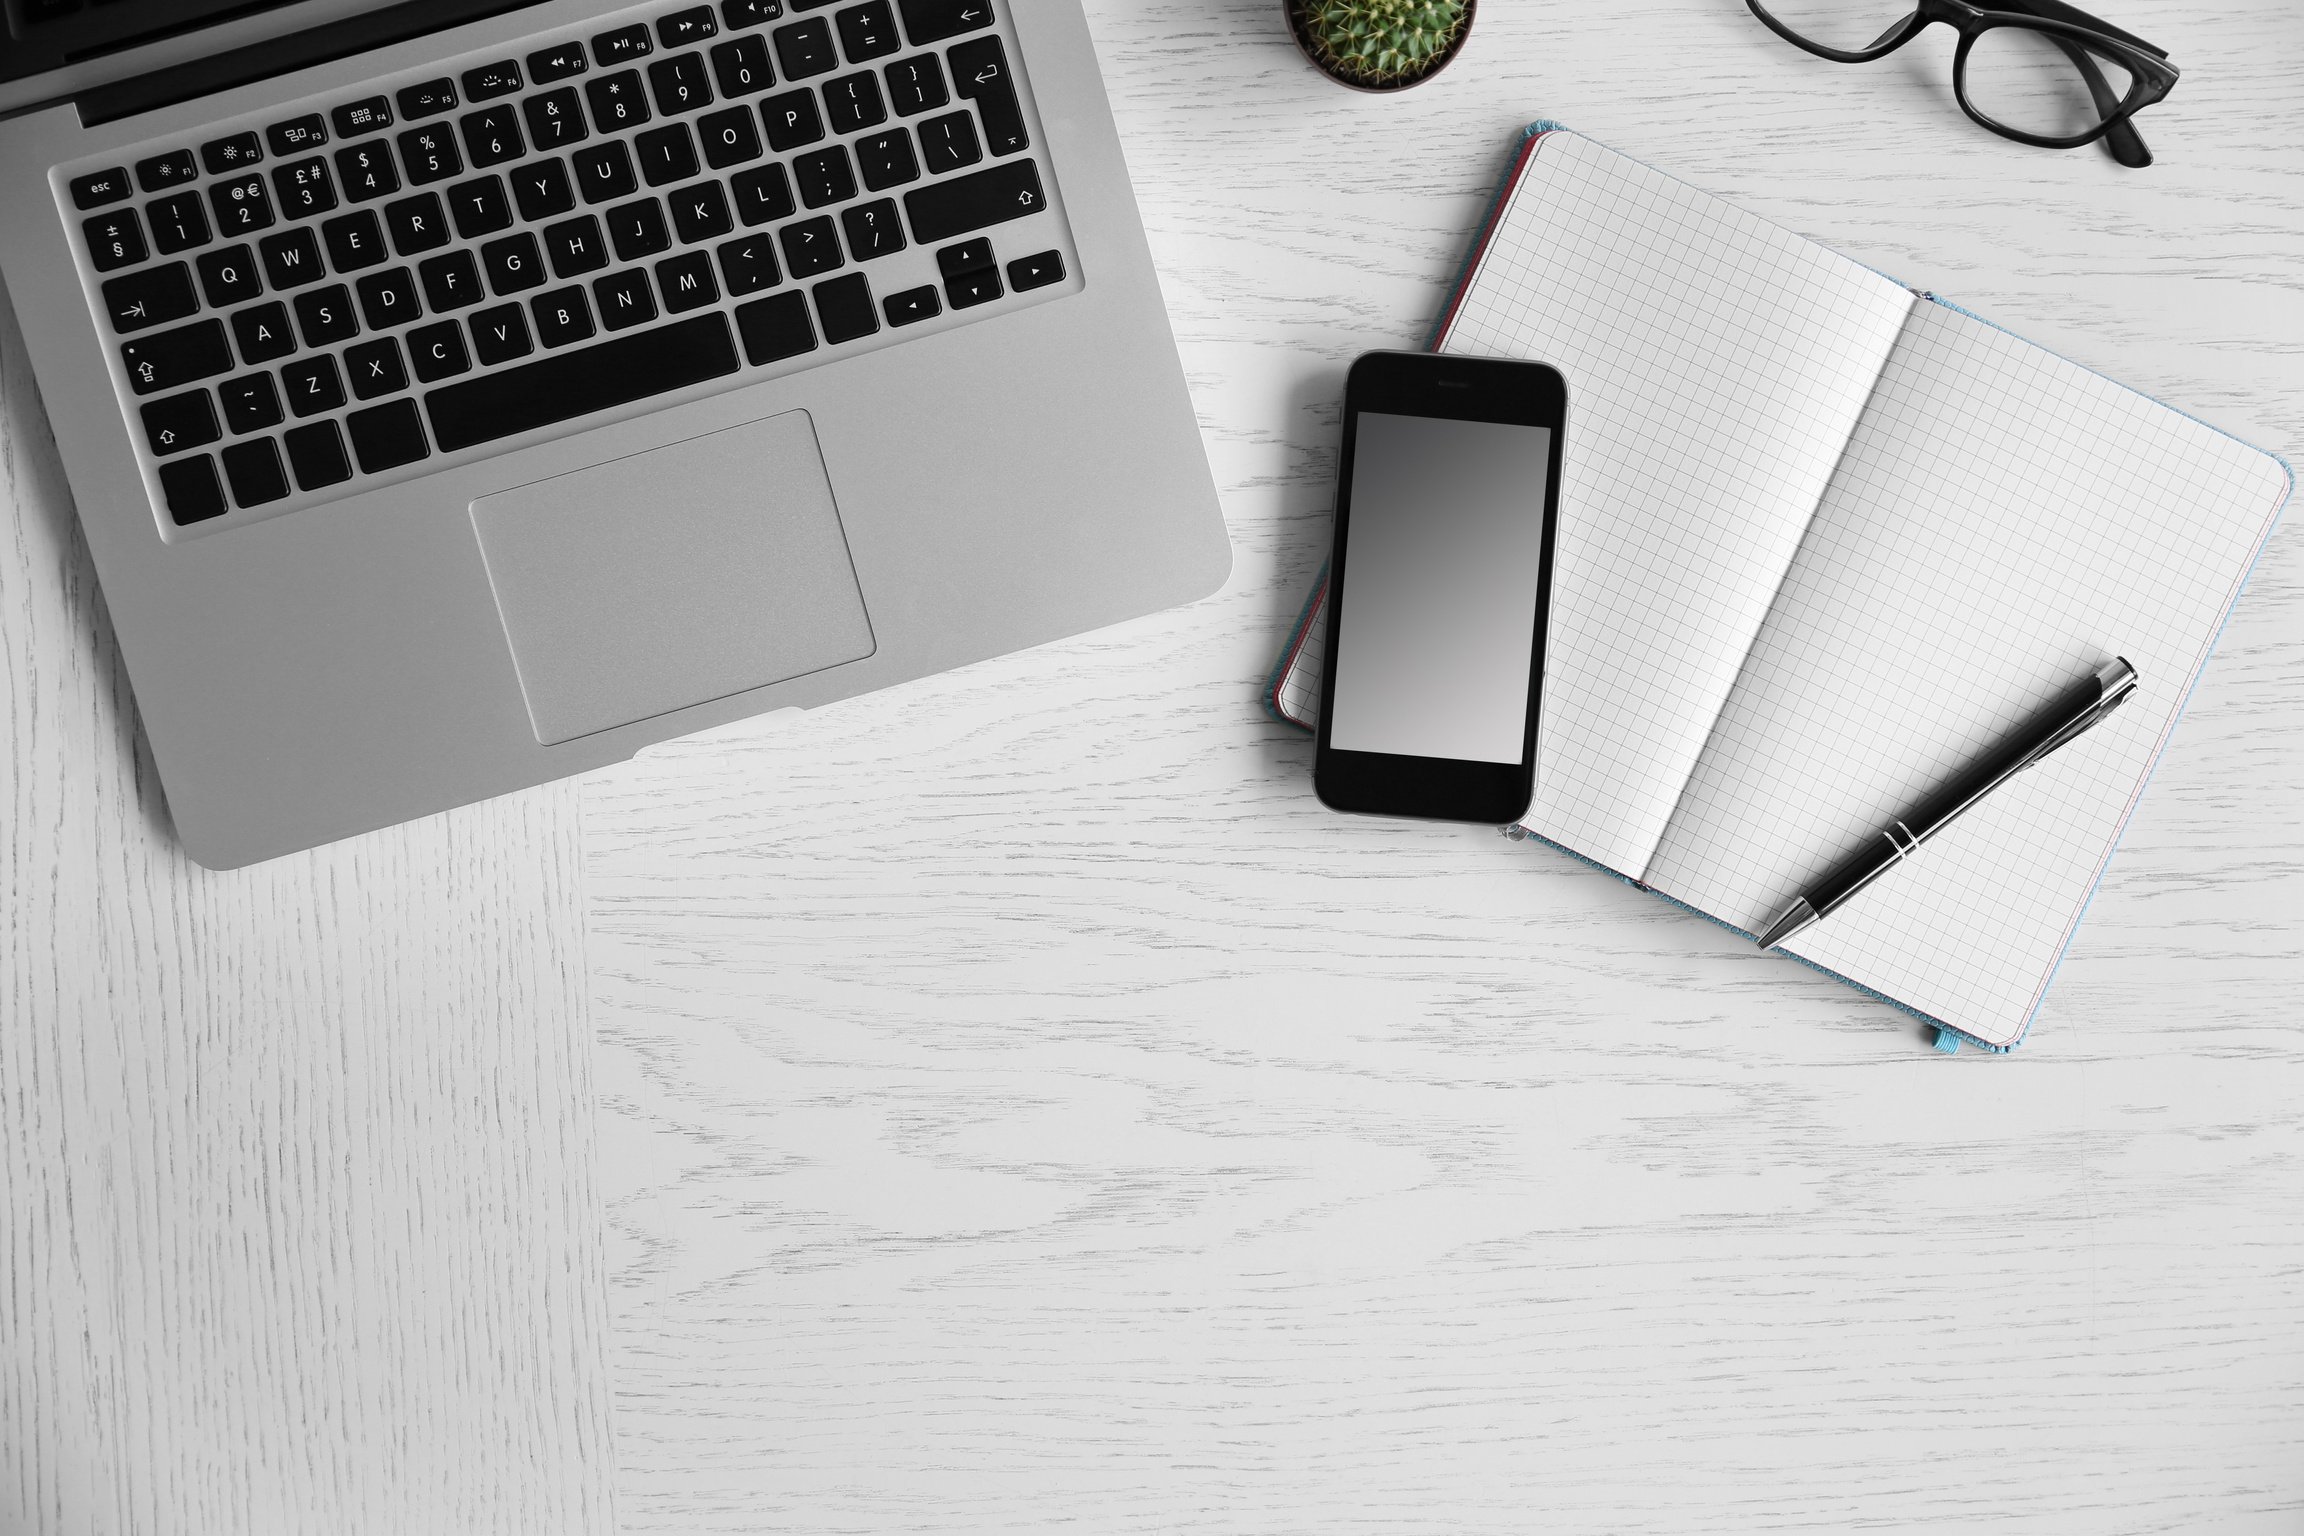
<box><xmin>1757</xmin><ymin>899</ymin><xmax>1818</xmax><ymax>950</ymax></box>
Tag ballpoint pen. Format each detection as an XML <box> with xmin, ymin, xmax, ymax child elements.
<box><xmin>1757</xmin><ymin>657</ymin><xmax>2140</xmax><ymax>950</ymax></box>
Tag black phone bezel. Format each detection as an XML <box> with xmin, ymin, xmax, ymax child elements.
<box><xmin>1312</xmin><ymin>350</ymin><xmax>1567</xmax><ymax>825</ymax></box>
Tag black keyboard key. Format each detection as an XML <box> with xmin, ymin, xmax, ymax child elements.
<box><xmin>528</xmin><ymin>41</ymin><xmax>589</xmax><ymax>83</ymax></box>
<box><xmin>102</xmin><ymin>261</ymin><xmax>198</xmax><ymax>333</ymax></box>
<box><xmin>196</xmin><ymin>244</ymin><xmax>263</xmax><ymax>307</ymax></box>
<box><xmin>208</xmin><ymin>173</ymin><xmax>275</xmax><ymax>236</ymax></box>
<box><xmin>573</xmin><ymin>140</ymin><xmax>637</xmax><ymax>204</ymax></box>
<box><xmin>267</xmin><ymin>115</ymin><xmax>328</xmax><ymax>157</ymax></box>
<box><xmin>656</xmin><ymin>250</ymin><xmax>720</xmax><ymax>312</ymax></box>
<box><xmin>793</xmin><ymin>145</ymin><xmax>856</xmax><ymax>208</ymax></box>
<box><xmin>146</xmin><ymin>192</ymin><xmax>211</xmax><ymax>255</ymax></box>
<box><xmin>322</xmin><ymin>210</ymin><xmax>388</xmax><ymax>271</ymax></box>
<box><xmin>284</xmin><ymin>420</ymin><xmax>353</xmax><ymax>490</ymax></box>
<box><xmin>347</xmin><ymin>399</ymin><xmax>429</xmax><ymax>471</ymax></box>
<box><xmin>425</xmin><ymin>312</ymin><xmax>739</xmax><ymax>451</ymax></box>
<box><xmin>231</xmin><ymin>302</ymin><xmax>296</xmax><ymax>363</ymax></box>
<box><xmin>462</xmin><ymin>60</ymin><xmax>523</xmax><ymax>101</ymax></box>
<box><xmin>730</xmin><ymin>162</ymin><xmax>795</xmax><ymax>225</ymax></box>
<box><xmin>218</xmin><ymin>372</ymin><xmax>284</xmax><ymax>433</ymax></box>
<box><xmin>135</xmin><ymin>149</ymin><xmax>198</xmax><ymax>194</ymax></box>
<box><xmin>592</xmin><ymin>23</ymin><xmax>653</xmax><ymax>65</ymax></box>
<box><xmin>905</xmin><ymin>156</ymin><xmax>1042</xmax><ymax>243</ymax></box>
<box><xmin>949</xmin><ymin>35</ymin><xmax>1027</xmax><ymax>155</ymax></box>
<box><xmin>899</xmin><ymin>0</ymin><xmax>990</xmax><ymax>45</ymax></box>
<box><xmin>840</xmin><ymin>197</ymin><xmax>904</xmax><ymax>259</ymax></box>
<box><xmin>722</xmin><ymin>0</ymin><xmax>785</xmax><ymax>27</ymax></box>
<box><xmin>448</xmin><ymin>175</ymin><xmax>513</xmax><ymax>238</ymax></box>
<box><xmin>884</xmin><ymin>54</ymin><xmax>947</xmax><ymax>115</ymax></box>
<box><xmin>698</xmin><ymin>104</ymin><xmax>764</xmax><ymax>167</ymax></box>
<box><xmin>823</xmin><ymin>70</ymin><xmax>885</xmax><ymax>133</ymax></box>
<box><xmin>935</xmin><ymin>236</ymin><xmax>993</xmax><ymax>276</ymax></box>
<box><xmin>882</xmin><ymin>282</ymin><xmax>938</xmax><ymax>325</ymax></box>
<box><xmin>83</xmin><ymin>209</ymin><xmax>146</xmax><ymax>271</ymax></box>
<box><xmin>222</xmin><ymin>436</ymin><xmax>291</xmax><ymax>506</ymax></box>
<box><xmin>593</xmin><ymin>268</ymin><xmax>658</xmax><ymax>331</ymax></box>
<box><xmin>201</xmin><ymin>133</ymin><xmax>265</xmax><ymax>174</ymax></box>
<box><xmin>332</xmin><ymin>97</ymin><xmax>395</xmax><ymax>139</ymax></box>
<box><xmin>836</xmin><ymin>0</ymin><xmax>900</xmax><ymax>61</ymax></box>
<box><xmin>771</xmin><ymin>17</ymin><xmax>837</xmax><ymax>80</ymax></box>
<box><xmin>543</xmin><ymin>214</ymin><xmax>611</xmax><ymax>277</ymax></box>
<box><xmin>273</xmin><ymin>156</ymin><xmax>338</xmax><ymax>218</ymax></box>
<box><xmin>481</xmin><ymin>232</ymin><xmax>547</xmax><ymax>295</ymax></box>
<box><xmin>468</xmin><ymin>303</ymin><xmax>534</xmax><ymax>364</ymax></box>
<box><xmin>282</xmin><ymin>352</ymin><xmax>345</xmax><ymax>414</ymax></box>
<box><xmin>532</xmin><ymin>285</ymin><xmax>594</xmax><ymax>346</ymax></box>
<box><xmin>586</xmin><ymin>69</ymin><xmax>652</xmax><ymax>130</ymax></box>
<box><xmin>733</xmin><ymin>290</ymin><xmax>812</xmax><ymax>364</ymax></box>
<box><xmin>140</xmin><ymin>388</ymin><xmax>219</xmax><ymax>455</ymax></box>
<box><xmin>398</xmin><ymin>123</ymin><xmax>463</xmax><ymax>184</ymax></box>
<box><xmin>716</xmin><ymin>231</ymin><xmax>781</xmax><ymax>294</ymax></box>
<box><xmin>918</xmin><ymin>110</ymin><xmax>979</xmax><ymax>173</ymax></box>
<box><xmin>407</xmin><ymin>320</ymin><xmax>471</xmax><ymax>381</ymax></box>
<box><xmin>668</xmin><ymin>180</ymin><xmax>733</xmax><ymax>244</ymax></box>
<box><xmin>758</xmin><ymin>88</ymin><xmax>824</xmax><ymax>150</ymax></box>
<box><xmin>855</xmin><ymin>126</ymin><xmax>918</xmax><ymax>189</ymax></box>
<box><xmin>418</xmin><ymin>249</ymin><xmax>485</xmax><ymax>310</ymax></box>
<box><xmin>355</xmin><ymin>266</ymin><xmax>421</xmax><ymax>329</ymax></box>
<box><xmin>812</xmin><ymin>271</ymin><xmax>877</xmax><ymax>343</ymax></box>
<box><xmin>648</xmin><ymin>52</ymin><xmax>715</xmax><ymax>114</ymax></box>
<box><xmin>606</xmin><ymin>198</ymin><xmax>671</xmax><ymax>261</ymax></box>
<box><xmin>71</xmin><ymin>167</ymin><xmax>132</xmax><ymax>209</ymax></box>
<box><xmin>524</xmin><ymin>87</ymin><xmax>589</xmax><ymax>150</ymax></box>
<box><xmin>943</xmin><ymin>263</ymin><xmax>999</xmax><ymax>308</ymax></box>
<box><xmin>636</xmin><ymin>122</ymin><xmax>700</xmax><ymax>186</ymax></box>
<box><xmin>258</xmin><ymin>226</ymin><xmax>325</xmax><ymax>289</ymax></box>
<box><xmin>384</xmin><ymin>192</ymin><xmax>451</xmax><ymax>255</ymax></box>
<box><xmin>711</xmin><ymin>34</ymin><xmax>775</xmax><ymax>97</ymax></box>
<box><xmin>120</xmin><ymin>318</ymin><xmax>231</xmax><ymax>394</ymax></box>
<box><xmin>159</xmin><ymin>455</ymin><xmax>228</xmax><ymax>525</ymax></box>
<box><xmin>345</xmin><ymin>336</ymin><xmax>408</xmax><ymax>399</ymax></box>
<box><xmin>460</xmin><ymin>105</ymin><xmax>526</xmax><ymax>169</ymax></box>
<box><xmin>777</xmin><ymin>214</ymin><xmax>841</xmax><ymax>277</ymax></box>
<box><xmin>397</xmin><ymin>78</ymin><xmax>459</xmax><ymax>119</ymax></box>
<box><xmin>1007</xmin><ymin>247</ymin><xmax>1064</xmax><ymax>290</ymax></box>
<box><xmin>660</xmin><ymin>5</ymin><xmax>719</xmax><ymax>46</ymax></box>
<box><xmin>511</xmin><ymin>158</ymin><xmax>576</xmax><ymax>221</ymax></box>
<box><xmin>335</xmin><ymin>141</ymin><xmax>400</xmax><ymax>201</ymax></box>
<box><xmin>294</xmin><ymin>284</ymin><xmax>359</xmax><ymax>346</ymax></box>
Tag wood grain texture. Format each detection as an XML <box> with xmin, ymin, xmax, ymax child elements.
<box><xmin>0</xmin><ymin>274</ymin><xmax>611</xmax><ymax>1533</ymax></box>
<box><xmin>589</xmin><ymin>0</ymin><xmax>2304</xmax><ymax>1531</ymax></box>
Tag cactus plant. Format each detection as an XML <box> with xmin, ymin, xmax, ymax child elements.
<box><xmin>1292</xmin><ymin>0</ymin><xmax>1472</xmax><ymax>89</ymax></box>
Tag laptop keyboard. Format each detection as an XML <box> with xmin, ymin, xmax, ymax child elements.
<box><xmin>59</xmin><ymin>0</ymin><xmax>1077</xmax><ymax>534</ymax></box>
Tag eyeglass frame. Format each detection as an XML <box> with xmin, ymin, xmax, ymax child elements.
<box><xmin>1745</xmin><ymin>0</ymin><xmax>2180</xmax><ymax>168</ymax></box>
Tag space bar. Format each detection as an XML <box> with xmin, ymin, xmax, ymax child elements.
<box><xmin>425</xmin><ymin>314</ymin><xmax>741</xmax><ymax>454</ymax></box>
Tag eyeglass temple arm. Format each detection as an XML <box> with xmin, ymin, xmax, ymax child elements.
<box><xmin>1991</xmin><ymin>0</ymin><xmax>2168</xmax><ymax>59</ymax></box>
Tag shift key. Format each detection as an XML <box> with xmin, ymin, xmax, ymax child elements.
<box><xmin>120</xmin><ymin>318</ymin><xmax>233</xmax><ymax>395</ymax></box>
<box><xmin>902</xmin><ymin>157</ymin><xmax>1043</xmax><ymax>245</ymax></box>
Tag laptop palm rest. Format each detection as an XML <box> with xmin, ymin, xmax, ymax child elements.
<box><xmin>470</xmin><ymin>410</ymin><xmax>875</xmax><ymax>747</ymax></box>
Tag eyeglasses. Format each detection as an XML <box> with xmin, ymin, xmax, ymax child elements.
<box><xmin>1745</xmin><ymin>0</ymin><xmax>2179</xmax><ymax>168</ymax></box>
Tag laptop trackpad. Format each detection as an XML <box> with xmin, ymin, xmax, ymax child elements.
<box><xmin>471</xmin><ymin>410</ymin><xmax>875</xmax><ymax>747</ymax></box>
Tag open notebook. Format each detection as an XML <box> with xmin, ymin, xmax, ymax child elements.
<box><xmin>1271</xmin><ymin>126</ymin><xmax>2292</xmax><ymax>1050</ymax></box>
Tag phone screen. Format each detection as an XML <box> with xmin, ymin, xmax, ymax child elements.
<box><xmin>1326</xmin><ymin>412</ymin><xmax>1556</xmax><ymax>764</ymax></box>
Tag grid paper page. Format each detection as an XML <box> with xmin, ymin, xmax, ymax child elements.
<box><xmin>1440</xmin><ymin>132</ymin><xmax>1915</xmax><ymax>876</ymax></box>
<box><xmin>1643</xmin><ymin>300</ymin><xmax>2292</xmax><ymax>1045</ymax></box>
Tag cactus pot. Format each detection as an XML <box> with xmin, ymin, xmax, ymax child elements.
<box><xmin>1284</xmin><ymin>0</ymin><xmax>1476</xmax><ymax>92</ymax></box>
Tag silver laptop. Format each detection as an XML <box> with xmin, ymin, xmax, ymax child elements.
<box><xmin>0</xmin><ymin>0</ymin><xmax>1228</xmax><ymax>867</ymax></box>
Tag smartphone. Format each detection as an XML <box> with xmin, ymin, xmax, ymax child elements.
<box><xmin>1313</xmin><ymin>350</ymin><xmax>1566</xmax><ymax>824</ymax></box>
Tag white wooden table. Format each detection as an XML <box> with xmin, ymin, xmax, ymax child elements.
<box><xmin>7</xmin><ymin>2</ymin><xmax>2301</xmax><ymax>1532</ymax></box>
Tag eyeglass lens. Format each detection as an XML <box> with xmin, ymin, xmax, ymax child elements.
<box><xmin>1751</xmin><ymin>0</ymin><xmax>1916</xmax><ymax>53</ymax></box>
<box><xmin>1962</xmin><ymin>25</ymin><xmax>2135</xmax><ymax>137</ymax></box>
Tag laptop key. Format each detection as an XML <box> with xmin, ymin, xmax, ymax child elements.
<box><xmin>397</xmin><ymin>79</ymin><xmax>459</xmax><ymax>119</ymax></box>
<box><xmin>217</xmin><ymin>372</ymin><xmax>285</xmax><ymax>433</ymax></box>
<box><xmin>84</xmin><ymin>209</ymin><xmax>147</xmax><ymax>271</ymax></box>
<box><xmin>716</xmin><ymin>232</ymin><xmax>781</xmax><ymax>293</ymax></box>
<box><xmin>525</xmin><ymin>88</ymin><xmax>590</xmax><ymax>150</ymax></box>
<box><xmin>657</xmin><ymin>250</ymin><xmax>721</xmax><ymax>311</ymax></box>
<box><xmin>884</xmin><ymin>54</ymin><xmax>947</xmax><ymax>114</ymax></box>
<box><xmin>648</xmin><ymin>53</ymin><xmax>715</xmax><ymax>115</ymax></box>
<box><xmin>836</xmin><ymin>0</ymin><xmax>901</xmax><ymax>62</ymax></box>
<box><xmin>293</xmin><ymin>284</ymin><xmax>359</xmax><ymax>347</ymax></box>
<box><xmin>812</xmin><ymin>272</ymin><xmax>877</xmax><ymax>342</ymax></box>
<box><xmin>722</xmin><ymin>0</ymin><xmax>785</xmax><ymax>26</ymax></box>
<box><xmin>158</xmin><ymin>454</ymin><xmax>228</xmax><ymax>525</ymax></box>
<box><xmin>593</xmin><ymin>24</ymin><xmax>654</xmax><ymax>65</ymax></box>
<box><xmin>267</xmin><ymin>115</ymin><xmax>329</xmax><ymax>157</ymax></box>
<box><xmin>323</xmin><ymin>210</ymin><xmax>389</xmax><ymax>271</ymax></box>
<box><xmin>882</xmin><ymin>282</ymin><xmax>938</xmax><ymax>325</ymax></box>
<box><xmin>257</xmin><ymin>227</ymin><xmax>325</xmax><ymax>290</ymax></box>
<box><xmin>778</xmin><ymin>215</ymin><xmax>841</xmax><ymax>278</ymax></box>
<box><xmin>660</xmin><ymin>6</ymin><xmax>720</xmax><ymax>46</ymax></box>
<box><xmin>594</xmin><ymin>268</ymin><xmax>658</xmax><ymax>331</ymax></box>
<box><xmin>448</xmin><ymin>175</ymin><xmax>513</xmax><ymax>238</ymax></box>
<box><xmin>72</xmin><ymin>167</ymin><xmax>132</xmax><ymax>209</ymax></box>
<box><xmin>669</xmin><ymin>182</ymin><xmax>733</xmax><ymax>244</ymax></box>
<box><xmin>730</xmin><ymin>163</ymin><xmax>795</xmax><ymax>225</ymax></box>
<box><xmin>840</xmin><ymin>198</ymin><xmax>904</xmax><ymax>259</ymax></box>
<box><xmin>481</xmin><ymin>232</ymin><xmax>548</xmax><ymax>295</ymax></box>
<box><xmin>759</xmin><ymin>87</ymin><xmax>824</xmax><ymax>149</ymax></box>
<box><xmin>231</xmin><ymin>302</ymin><xmax>296</xmax><ymax>364</ymax></box>
<box><xmin>1007</xmin><ymin>248</ymin><xmax>1063</xmax><ymax>290</ymax></box>
<box><xmin>407</xmin><ymin>321</ymin><xmax>471</xmax><ymax>380</ymax></box>
<box><xmin>139</xmin><ymin>388</ymin><xmax>220</xmax><ymax>455</ymax></box>
<box><xmin>102</xmin><ymin>261</ymin><xmax>198</xmax><ymax>333</ymax></box>
<box><xmin>355</xmin><ymin>266</ymin><xmax>421</xmax><ymax>329</ymax></box>
<box><xmin>823</xmin><ymin>70</ymin><xmax>885</xmax><ymax>133</ymax></box>
<box><xmin>794</xmin><ymin>145</ymin><xmax>856</xmax><ymax>208</ymax></box>
<box><xmin>335</xmin><ymin>142</ymin><xmax>400</xmax><ymax>201</ymax></box>
<box><xmin>944</xmin><ymin>264</ymin><xmax>999</xmax><ymax>308</ymax></box>
<box><xmin>274</xmin><ymin>157</ymin><xmax>337</xmax><ymax>218</ymax></box>
<box><xmin>284</xmin><ymin>420</ymin><xmax>354</xmax><ymax>490</ymax></box>
<box><xmin>418</xmin><ymin>249</ymin><xmax>485</xmax><ymax>310</ymax></box>
<box><xmin>425</xmin><ymin>311</ymin><xmax>739</xmax><ymax>451</ymax></box>
<box><xmin>917</xmin><ymin>110</ymin><xmax>979</xmax><ymax>173</ymax></box>
<box><xmin>147</xmin><ymin>192</ymin><xmax>211</xmax><ymax>254</ymax></box>
<box><xmin>733</xmin><ymin>290</ymin><xmax>812</xmax><ymax>363</ymax></box>
<box><xmin>196</xmin><ymin>244</ymin><xmax>263</xmax><ymax>307</ymax></box>
<box><xmin>385</xmin><ymin>192</ymin><xmax>451</xmax><ymax>255</ymax></box>
<box><xmin>529</xmin><ymin>41</ymin><xmax>590</xmax><ymax>83</ymax></box>
<box><xmin>345</xmin><ymin>337</ymin><xmax>409</xmax><ymax>399</ymax></box>
<box><xmin>398</xmin><ymin>123</ymin><xmax>463</xmax><ymax>184</ymax></box>
<box><xmin>531</xmin><ymin>286</ymin><xmax>595</xmax><ymax>346</ymax></box>
<box><xmin>699</xmin><ymin>104</ymin><xmax>764</xmax><ymax>167</ymax></box>
<box><xmin>121</xmin><ymin>319</ymin><xmax>231</xmax><ymax>394</ymax></box>
<box><xmin>773</xmin><ymin>16</ymin><xmax>837</xmax><ymax>80</ymax></box>
<box><xmin>711</xmin><ymin>34</ymin><xmax>775</xmax><ymax>97</ymax></box>
<box><xmin>856</xmin><ymin>127</ymin><xmax>918</xmax><ymax>189</ymax></box>
<box><xmin>209</xmin><ymin>174</ymin><xmax>275</xmax><ymax>236</ymax></box>
<box><xmin>201</xmin><ymin>133</ymin><xmax>264</xmax><ymax>174</ymax></box>
<box><xmin>512</xmin><ymin>159</ymin><xmax>577</xmax><ymax>222</ymax></box>
<box><xmin>637</xmin><ymin>122</ymin><xmax>700</xmax><ymax>186</ymax></box>
<box><xmin>460</xmin><ymin>106</ymin><xmax>526</xmax><ymax>169</ymax></box>
<box><xmin>897</xmin><ymin>0</ymin><xmax>992</xmax><ymax>47</ymax></box>
<box><xmin>468</xmin><ymin>303</ymin><xmax>534</xmax><ymax>364</ymax></box>
<box><xmin>587</xmin><ymin>70</ymin><xmax>652</xmax><ymax>130</ymax></box>
<box><xmin>222</xmin><ymin>437</ymin><xmax>292</xmax><ymax>506</ymax></box>
<box><xmin>332</xmin><ymin>97</ymin><xmax>395</xmax><ymax>139</ymax></box>
<box><xmin>574</xmin><ymin>140</ymin><xmax>638</xmax><ymax>204</ymax></box>
<box><xmin>607</xmin><ymin>198</ymin><xmax>671</xmax><ymax>261</ymax></box>
<box><xmin>903</xmin><ymin>156</ymin><xmax>1042</xmax><ymax>243</ymax></box>
<box><xmin>462</xmin><ymin>60</ymin><xmax>524</xmax><ymax>101</ymax></box>
<box><xmin>949</xmin><ymin>36</ymin><xmax>1027</xmax><ymax>155</ymax></box>
<box><xmin>135</xmin><ymin>150</ymin><xmax>198</xmax><ymax>195</ymax></box>
<box><xmin>346</xmin><ymin>399</ymin><xmax>429</xmax><ymax>472</ymax></box>
<box><xmin>544</xmin><ymin>215</ymin><xmax>611</xmax><ymax>277</ymax></box>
